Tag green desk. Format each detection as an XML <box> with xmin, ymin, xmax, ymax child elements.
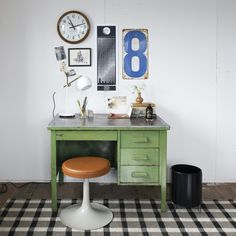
<box><xmin>48</xmin><ymin>114</ymin><xmax>170</xmax><ymax>212</ymax></box>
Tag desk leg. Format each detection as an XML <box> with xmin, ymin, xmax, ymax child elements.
<box><xmin>51</xmin><ymin>131</ymin><xmax>57</xmax><ymax>212</ymax></box>
<box><xmin>160</xmin><ymin>130</ymin><xmax>167</xmax><ymax>212</ymax></box>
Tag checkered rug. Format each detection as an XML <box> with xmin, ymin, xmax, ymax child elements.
<box><xmin>0</xmin><ymin>199</ymin><xmax>236</xmax><ymax>236</ymax></box>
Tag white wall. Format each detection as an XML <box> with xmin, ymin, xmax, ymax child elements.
<box><xmin>0</xmin><ymin>0</ymin><xmax>235</xmax><ymax>182</ymax></box>
<box><xmin>216</xmin><ymin>0</ymin><xmax>236</xmax><ymax>182</ymax></box>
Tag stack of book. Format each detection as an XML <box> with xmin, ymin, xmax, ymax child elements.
<box><xmin>130</xmin><ymin>102</ymin><xmax>156</xmax><ymax>118</ymax></box>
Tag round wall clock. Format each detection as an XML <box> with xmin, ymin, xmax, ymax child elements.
<box><xmin>57</xmin><ymin>10</ymin><xmax>90</xmax><ymax>44</ymax></box>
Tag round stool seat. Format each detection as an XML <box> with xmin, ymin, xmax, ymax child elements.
<box><xmin>62</xmin><ymin>156</ymin><xmax>110</xmax><ymax>179</ymax></box>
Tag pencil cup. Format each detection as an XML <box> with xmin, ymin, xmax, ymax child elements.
<box><xmin>80</xmin><ymin>109</ymin><xmax>87</xmax><ymax>118</ymax></box>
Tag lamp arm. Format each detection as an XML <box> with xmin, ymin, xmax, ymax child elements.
<box><xmin>66</xmin><ymin>74</ymin><xmax>69</xmax><ymax>87</ymax></box>
<box><xmin>63</xmin><ymin>75</ymin><xmax>82</xmax><ymax>88</ymax></box>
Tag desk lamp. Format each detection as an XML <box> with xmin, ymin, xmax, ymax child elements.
<box><xmin>54</xmin><ymin>46</ymin><xmax>92</xmax><ymax>118</ymax></box>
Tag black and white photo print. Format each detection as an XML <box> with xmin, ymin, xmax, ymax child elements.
<box><xmin>97</xmin><ymin>26</ymin><xmax>117</xmax><ymax>91</ymax></box>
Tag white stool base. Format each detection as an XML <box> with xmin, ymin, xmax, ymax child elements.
<box><xmin>60</xmin><ymin>202</ymin><xmax>113</xmax><ymax>230</ymax></box>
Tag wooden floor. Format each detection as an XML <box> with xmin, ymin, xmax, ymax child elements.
<box><xmin>1</xmin><ymin>182</ymin><xmax>236</xmax><ymax>209</ymax></box>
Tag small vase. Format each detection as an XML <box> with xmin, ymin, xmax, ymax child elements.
<box><xmin>136</xmin><ymin>92</ymin><xmax>143</xmax><ymax>104</ymax></box>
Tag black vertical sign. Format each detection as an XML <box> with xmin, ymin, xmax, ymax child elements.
<box><xmin>97</xmin><ymin>26</ymin><xmax>116</xmax><ymax>91</ymax></box>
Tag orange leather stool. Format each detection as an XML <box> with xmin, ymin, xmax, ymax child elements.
<box><xmin>59</xmin><ymin>156</ymin><xmax>113</xmax><ymax>230</ymax></box>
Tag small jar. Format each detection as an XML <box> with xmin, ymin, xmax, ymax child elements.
<box><xmin>146</xmin><ymin>104</ymin><xmax>153</xmax><ymax>121</ymax></box>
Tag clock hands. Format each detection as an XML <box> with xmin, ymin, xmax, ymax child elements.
<box><xmin>68</xmin><ymin>17</ymin><xmax>76</xmax><ymax>30</ymax></box>
<box><xmin>69</xmin><ymin>22</ymin><xmax>85</xmax><ymax>29</ymax></box>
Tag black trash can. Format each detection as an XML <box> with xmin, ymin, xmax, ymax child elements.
<box><xmin>171</xmin><ymin>164</ymin><xmax>202</xmax><ymax>208</ymax></box>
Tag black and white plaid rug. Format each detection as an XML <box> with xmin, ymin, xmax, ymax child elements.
<box><xmin>0</xmin><ymin>199</ymin><xmax>236</xmax><ymax>235</ymax></box>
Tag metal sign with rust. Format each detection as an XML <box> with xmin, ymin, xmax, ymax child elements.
<box><xmin>123</xmin><ymin>29</ymin><xmax>148</xmax><ymax>80</ymax></box>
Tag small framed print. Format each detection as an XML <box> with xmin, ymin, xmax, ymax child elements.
<box><xmin>55</xmin><ymin>46</ymin><xmax>66</xmax><ymax>61</ymax></box>
<box><xmin>68</xmin><ymin>48</ymin><xmax>91</xmax><ymax>66</ymax></box>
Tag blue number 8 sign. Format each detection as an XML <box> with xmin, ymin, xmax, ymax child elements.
<box><xmin>123</xmin><ymin>29</ymin><xmax>148</xmax><ymax>79</ymax></box>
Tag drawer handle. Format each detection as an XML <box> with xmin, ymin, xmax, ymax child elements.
<box><xmin>131</xmin><ymin>172</ymin><xmax>148</xmax><ymax>178</ymax></box>
<box><xmin>132</xmin><ymin>137</ymin><xmax>148</xmax><ymax>143</ymax></box>
<box><xmin>56</xmin><ymin>134</ymin><xmax>64</xmax><ymax>137</ymax></box>
<box><xmin>132</xmin><ymin>155</ymin><xmax>149</xmax><ymax>161</ymax></box>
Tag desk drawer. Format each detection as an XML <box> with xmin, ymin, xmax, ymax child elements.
<box><xmin>55</xmin><ymin>131</ymin><xmax>117</xmax><ymax>141</ymax></box>
<box><xmin>120</xmin><ymin>148</ymin><xmax>159</xmax><ymax>166</ymax></box>
<box><xmin>120</xmin><ymin>166</ymin><xmax>159</xmax><ymax>183</ymax></box>
<box><xmin>121</xmin><ymin>131</ymin><xmax>159</xmax><ymax>148</ymax></box>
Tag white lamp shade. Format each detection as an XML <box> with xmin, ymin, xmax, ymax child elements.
<box><xmin>77</xmin><ymin>76</ymin><xmax>92</xmax><ymax>91</ymax></box>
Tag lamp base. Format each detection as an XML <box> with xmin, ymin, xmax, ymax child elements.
<box><xmin>59</xmin><ymin>113</ymin><xmax>75</xmax><ymax>118</ymax></box>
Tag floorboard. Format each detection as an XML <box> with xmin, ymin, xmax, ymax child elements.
<box><xmin>1</xmin><ymin>182</ymin><xmax>236</xmax><ymax>209</ymax></box>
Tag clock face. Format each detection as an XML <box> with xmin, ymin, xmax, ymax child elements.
<box><xmin>57</xmin><ymin>10</ymin><xmax>90</xmax><ymax>44</ymax></box>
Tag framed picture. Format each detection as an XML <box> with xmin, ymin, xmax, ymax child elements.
<box><xmin>68</xmin><ymin>48</ymin><xmax>91</xmax><ymax>66</ymax></box>
<box><xmin>55</xmin><ymin>46</ymin><xmax>66</xmax><ymax>61</ymax></box>
<box><xmin>97</xmin><ymin>25</ymin><xmax>117</xmax><ymax>91</ymax></box>
<box><xmin>122</xmin><ymin>29</ymin><xmax>148</xmax><ymax>80</ymax></box>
